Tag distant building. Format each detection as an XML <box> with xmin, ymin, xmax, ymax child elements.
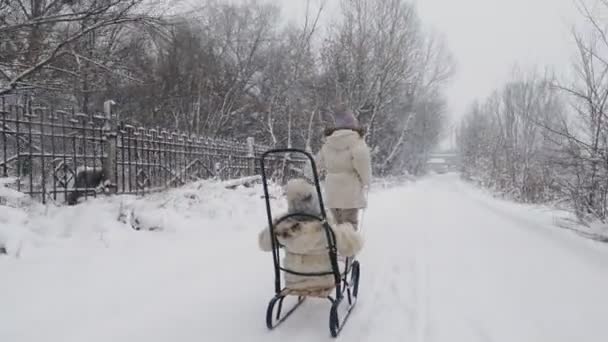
<box><xmin>426</xmin><ymin>151</ymin><xmax>459</xmax><ymax>174</ymax></box>
<box><xmin>427</xmin><ymin>157</ymin><xmax>448</xmax><ymax>173</ymax></box>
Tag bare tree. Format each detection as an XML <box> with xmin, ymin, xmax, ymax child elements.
<box><xmin>457</xmin><ymin>71</ymin><xmax>564</xmax><ymax>202</ymax></box>
<box><xmin>545</xmin><ymin>0</ymin><xmax>608</xmax><ymax>221</ymax></box>
<box><xmin>0</xmin><ymin>0</ymin><xmax>454</xmax><ymax>179</ymax></box>
<box><xmin>320</xmin><ymin>0</ymin><xmax>453</xmax><ymax>175</ymax></box>
<box><xmin>252</xmin><ymin>0</ymin><xmax>326</xmax><ymax>148</ymax></box>
<box><xmin>0</xmin><ymin>0</ymin><xmax>164</xmax><ymax>99</ymax></box>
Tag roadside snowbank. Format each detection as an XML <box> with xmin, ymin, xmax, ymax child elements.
<box><xmin>0</xmin><ymin>179</ymin><xmax>285</xmax><ymax>259</ymax></box>
<box><xmin>2</xmin><ymin>174</ymin><xmax>608</xmax><ymax>342</ymax></box>
<box><xmin>458</xmin><ymin>175</ymin><xmax>608</xmax><ymax>243</ymax></box>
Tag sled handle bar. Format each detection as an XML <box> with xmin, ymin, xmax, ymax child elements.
<box><xmin>273</xmin><ymin>212</ymin><xmax>324</xmax><ymax>225</ymax></box>
<box><xmin>260</xmin><ymin>148</ymin><xmax>328</xmax><ymax>220</ymax></box>
<box><xmin>260</xmin><ymin>148</ymin><xmax>342</xmax><ymax>295</ymax></box>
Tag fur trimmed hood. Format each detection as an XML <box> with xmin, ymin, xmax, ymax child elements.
<box><xmin>285</xmin><ymin>178</ymin><xmax>321</xmax><ymax>217</ymax></box>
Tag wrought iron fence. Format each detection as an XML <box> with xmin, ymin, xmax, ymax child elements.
<box><xmin>0</xmin><ymin>97</ymin><xmax>306</xmax><ymax>204</ymax></box>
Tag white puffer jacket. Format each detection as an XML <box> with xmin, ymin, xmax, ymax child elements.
<box><xmin>258</xmin><ymin>178</ymin><xmax>364</xmax><ymax>290</ymax></box>
<box><xmin>317</xmin><ymin>130</ymin><xmax>372</xmax><ymax>209</ymax></box>
<box><xmin>258</xmin><ymin>218</ymin><xmax>363</xmax><ymax>290</ymax></box>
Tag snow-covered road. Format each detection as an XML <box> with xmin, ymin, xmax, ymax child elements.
<box><xmin>2</xmin><ymin>174</ymin><xmax>608</xmax><ymax>342</ymax></box>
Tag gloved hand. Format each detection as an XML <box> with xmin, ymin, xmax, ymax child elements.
<box><xmin>362</xmin><ymin>185</ymin><xmax>370</xmax><ymax>204</ymax></box>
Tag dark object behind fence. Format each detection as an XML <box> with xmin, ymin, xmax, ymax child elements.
<box><xmin>0</xmin><ymin>97</ymin><xmax>306</xmax><ymax>204</ymax></box>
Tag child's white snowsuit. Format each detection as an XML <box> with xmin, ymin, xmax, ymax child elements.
<box><xmin>258</xmin><ymin>179</ymin><xmax>363</xmax><ymax>291</ymax></box>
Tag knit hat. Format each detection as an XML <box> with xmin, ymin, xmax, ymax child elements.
<box><xmin>285</xmin><ymin>178</ymin><xmax>321</xmax><ymax>217</ymax></box>
<box><xmin>333</xmin><ymin>104</ymin><xmax>359</xmax><ymax>130</ymax></box>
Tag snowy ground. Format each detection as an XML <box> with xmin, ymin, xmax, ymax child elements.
<box><xmin>2</xmin><ymin>174</ymin><xmax>608</xmax><ymax>342</ymax></box>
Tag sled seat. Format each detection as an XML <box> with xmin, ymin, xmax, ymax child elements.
<box><xmin>281</xmin><ymin>287</ymin><xmax>334</xmax><ymax>298</ymax></box>
<box><xmin>280</xmin><ymin>258</ymin><xmax>356</xmax><ymax>299</ymax></box>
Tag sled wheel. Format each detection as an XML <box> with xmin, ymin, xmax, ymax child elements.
<box><xmin>328</xmin><ymin>290</ymin><xmax>357</xmax><ymax>337</ymax></box>
<box><xmin>266</xmin><ymin>295</ymin><xmax>282</xmax><ymax>329</ymax></box>
<box><xmin>350</xmin><ymin>260</ymin><xmax>360</xmax><ymax>298</ymax></box>
<box><xmin>329</xmin><ymin>297</ymin><xmax>341</xmax><ymax>338</ymax></box>
<box><xmin>266</xmin><ymin>295</ymin><xmax>306</xmax><ymax>330</ymax></box>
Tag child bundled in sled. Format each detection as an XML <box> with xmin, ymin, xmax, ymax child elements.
<box><xmin>258</xmin><ymin>178</ymin><xmax>363</xmax><ymax>293</ymax></box>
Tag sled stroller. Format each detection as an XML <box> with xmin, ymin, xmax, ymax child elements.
<box><xmin>260</xmin><ymin>148</ymin><xmax>361</xmax><ymax>338</ymax></box>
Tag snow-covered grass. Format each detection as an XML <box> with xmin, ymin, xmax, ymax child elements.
<box><xmin>1</xmin><ymin>173</ymin><xmax>608</xmax><ymax>342</ymax></box>
<box><xmin>0</xmin><ymin>178</ymin><xmax>287</xmax><ymax>341</ymax></box>
<box><xmin>460</xmin><ymin>174</ymin><xmax>608</xmax><ymax>243</ymax></box>
<box><xmin>0</xmin><ymin>177</ymin><xmax>29</xmax><ymax>255</ymax></box>
<box><xmin>400</xmin><ymin>174</ymin><xmax>608</xmax><ymax>342</ymax></box>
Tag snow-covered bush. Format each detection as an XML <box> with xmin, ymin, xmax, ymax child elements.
<box><xmin>0</xmin><ymin>178</ymin><xmax>29</xmax><ymax>256</ymax></box>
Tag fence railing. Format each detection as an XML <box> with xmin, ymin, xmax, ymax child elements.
<box><xmin>0</xmin><ymin>97</ymin><xmax>306</xmax><ymax>204</ymax></box>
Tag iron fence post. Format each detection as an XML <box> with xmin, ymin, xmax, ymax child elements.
<box><xmin>247</xmin><ymin>137</ymin><xmax>255</xmax><ymax>176</ymax></box>
<box><xmin>103</xmin><ymin>100</ymin><xmax>117</xmax><ymax>194</ymax></box>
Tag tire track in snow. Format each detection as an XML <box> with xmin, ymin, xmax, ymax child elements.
<box><xmin>344</xmin><ymin>187</ymin><xmax>421</xmax><ymax>342</ymax></box>
<box><xmin>352</xmin><ymin>220</ymin><xmax>404</xmax><ymax>339</ymax></box>
<box><xmin>348</xmin><ymin>246</ymin><xmax>394</xmax><ymax>341</ymax></box>
<box><xmin>411</xmin><ymin>175</ymin><xmax>608</xmax><ymax>342</ymax></box>
<box><xmin>405</xmin><ymin>178</ymin><xmax>444</xmax><ymax>342</ymax></box>
<box><xmin>406</xmin><ymin>176</ymin><xmax>496</xmax><ymax>342</ymax></box>
<box><xmin>413</xmin><ymin>218</ymin><xmax>431</xmax><ymax>342</ymax></box>
<box><xmin>447</xmin><ymin>177</ymin><xmax>608</xmax><ymax>270</ymax></box>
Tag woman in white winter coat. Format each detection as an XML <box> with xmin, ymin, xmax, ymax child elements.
<box><xmin>258</xmin><ymin>179</ymin><xmax>363</xmax><ymax>293</ymax></box>
<box><xmin>317</xmin><ymin>105</ymin><xmax>372</xmax><ymax>230</ymax></box>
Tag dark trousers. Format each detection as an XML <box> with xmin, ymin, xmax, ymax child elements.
<box><xmin>330</xmin><ymin>208</ymin><xmax>359</xmax><ymax>230</ymax></box>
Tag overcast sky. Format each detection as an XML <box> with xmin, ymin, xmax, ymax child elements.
<box><xmin>216</xmin><ymin>0</ymin><xmax>583</xmax><ymax>146</ymax></box>
<box><xmin>415</xmin><ymin>0</ymin><xmax>578</xmax><ymax>120</ymax></box>
<box><xmin>275</xmin><ymin>0</ymin><xmax>579</xmax><ymax>116</ymax></box>
<box><xmin>270</xmin><ymin>0</ymin><xmax>583</xmax><ymax>148</ymax></box>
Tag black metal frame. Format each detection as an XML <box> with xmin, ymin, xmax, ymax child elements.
<box><xmin>260</xmin><ymin>148</ymin><xmax>360</xmax><ymax>338</ymax></box>
<box><xmin>1</xmin><ymin>96</ymin><xmax>289</xmax><ymax>203</ymax></box>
